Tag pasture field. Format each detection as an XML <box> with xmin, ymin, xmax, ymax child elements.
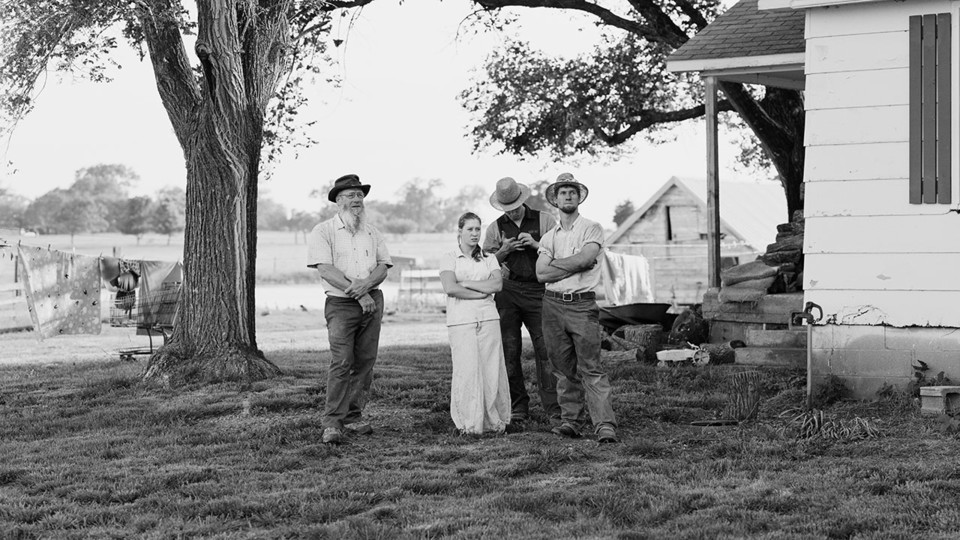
<box><xmin>5</xmin><ymin>230</ymin><xmax>455</xmax><ymax>283</ymax></box>
<box><xmin>2</xmin><ymin>312</ymin><xmax>960</xmax><ymax>538</ymax></box>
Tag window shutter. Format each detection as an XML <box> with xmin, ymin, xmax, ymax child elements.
<box><xmin>909</xmin><ymin>13</ymin><xmax>951</xmax><ymax>205</ymax></box>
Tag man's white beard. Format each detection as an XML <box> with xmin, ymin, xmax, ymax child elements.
<box><xmin>340</xmin><ymin>205</ymin><xmax>365</xmax><ymax>234</ymax></box>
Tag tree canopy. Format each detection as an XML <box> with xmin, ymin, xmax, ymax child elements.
<box><xmin>464</xmin><ymin>0</ymin><xmax>804</xmax><ymax>217</ymax></box>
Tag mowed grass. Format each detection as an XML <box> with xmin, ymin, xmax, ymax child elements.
<box><xmin>2</xmin><ymin>346</ymin><xmax>960</xmax><ymax>538</ymax></box>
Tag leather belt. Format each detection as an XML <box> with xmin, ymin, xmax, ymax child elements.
<box><xmin>544</xmin><ymin>290</ymin><xmax>595</xmax><ymax>302</ymax></box>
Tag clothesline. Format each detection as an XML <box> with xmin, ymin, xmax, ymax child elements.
<box><xmin>13</xmin><ymin>244</ymin><xmax>182</xmax><ymax>340</ymax></box>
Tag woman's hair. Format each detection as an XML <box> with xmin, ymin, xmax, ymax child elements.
<box><xmin>457</xmin><ymin>212</ymin><xmax>485</xmax><ymax>262</ymax></box>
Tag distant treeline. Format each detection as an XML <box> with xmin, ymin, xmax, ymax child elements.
<box><xmin>1</xmin><ymin>165</ymin><xmax>648</xmax><ymax>242</ymax></box>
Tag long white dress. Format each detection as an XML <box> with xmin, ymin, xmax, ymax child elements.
<box><xmin>439</xmin><ymin>250</ymin><xmax>511</xmax><ymax>434</ymax></box>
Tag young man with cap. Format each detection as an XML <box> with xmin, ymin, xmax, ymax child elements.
<box><xmin>307</xmin><ymin>174</ymin><xmax>393</xmax><ymax>444</ymax></box>
<box><xmin>482</xmin><ymin>177</ymin><xmax>560</xmax><ymax>425</ymax></box>
<box><xmin>536</xmin><ymin>172</ymin><xmax>618</xmax><ymax>443</ymax></box>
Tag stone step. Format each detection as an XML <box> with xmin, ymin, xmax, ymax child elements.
<box><xmin>744</xmin><ymin>328</ymin><xmax>807</xmax><ymax>349</ymax></box>
<box><xmin>735</xmin><ymin>347</ymin><xmax>806</xmax><ymax>369</ymax></box>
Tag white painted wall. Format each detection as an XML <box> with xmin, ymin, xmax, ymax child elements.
<box><xmin>804</xmin><ymin>0</ymin><xmax>960</xmax><ymax>327</ymax></box>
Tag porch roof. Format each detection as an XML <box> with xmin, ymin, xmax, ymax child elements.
<box><xmin>666</xmin><ymin>0</ymin><xmax>806</xmax><ymax>89</ymax></box>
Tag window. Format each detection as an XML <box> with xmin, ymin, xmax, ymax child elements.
<box><xmin>909</xmin><ymin>13</ymin><xmax>951</xmax><ymax>204</ymax></box>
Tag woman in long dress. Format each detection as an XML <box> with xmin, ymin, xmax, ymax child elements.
<box><xmin>439</xmin><ymin>212</ymin><xmax>512</xmax><ymax>434</ymax></box>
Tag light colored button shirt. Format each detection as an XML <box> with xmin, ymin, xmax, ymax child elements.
<box><xmin>537</xmin><ymin>215</ymin><xmax>605</xmax><ymax>294</ymax></box>
<box><xmin>439</xmin><ymin>250</ymin><xmax>501</xmax><ymax>326</ymax></box>
<box><xmin>306</xmin><ymin>214</ymin><xmax>392</xmax><ymax>298</ymax></box>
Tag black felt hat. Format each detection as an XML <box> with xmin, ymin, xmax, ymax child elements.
<box><xmin>328</xmin><ymin>174</ymin><xmax>371</xmax><ymax>202</ymax></box>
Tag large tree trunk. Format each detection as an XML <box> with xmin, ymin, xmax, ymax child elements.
<box><xmin>142</xmin><ymin>139</ymin><xmax>279</xmax><ymax>384</ymax></box>
<box><xmin>140</xmin><ymin>0</ymin><xmax>282</xmax><ymax>385</ymax></box>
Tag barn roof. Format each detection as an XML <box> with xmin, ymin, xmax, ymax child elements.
<box><xmin>607</xmin><ymin>176</ymin><xmax>788</xmax><ymax>252</ymax></box>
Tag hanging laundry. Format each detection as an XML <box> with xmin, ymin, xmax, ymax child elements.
<box><xmin>136</xmin><ymin>260</ymin><xmax>182</xmax><ymax>332</ymax></box>
<box><xmin>100</xmin><ymin>256</ymin><xmax>143</xmax><ymax>323</ymax></box>
<box><xmin>17</xmin><ymin>245</ymin><xmax>102</xmax><ymax>338</ymax></box>
<box><xmin>601</xmin><ymin>251</ymin><xmax>655</xmax><ymax>306</ymax></box>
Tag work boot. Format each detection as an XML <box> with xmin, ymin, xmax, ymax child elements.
<box><xmin>344</xmin><ymin>422</ymin><xmax>373</xmax><ymax>435</ymax></box>
<box><xmin>322</xmin><ymin>427</ymin><xmax>343</xmax><ymax>444</ymax></box>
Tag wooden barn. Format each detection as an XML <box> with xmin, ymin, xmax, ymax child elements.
<box><xmin>669</xmin><ymin>0</ymin><xmax>960</xmax><ymax>397</ymax></box>
<box><xmin>606</xmin><ymin>176</ymin><xmax>786</xmax><ymax>309</ymax></box>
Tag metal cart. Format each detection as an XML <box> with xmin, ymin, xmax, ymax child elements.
<box><xmin>108</xmin><ymin>282</ymin><xmax>181</xmax><ymax>361</ymax></box>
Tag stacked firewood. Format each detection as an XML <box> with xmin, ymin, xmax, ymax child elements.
<box><xmin>757</xmin><ymin>210</ymin><xmax>804</xmax><ymax>293</ymax></box>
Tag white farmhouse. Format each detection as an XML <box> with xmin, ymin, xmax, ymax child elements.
<box><xmin>669</xmin><ymin>0</ymin><xmax>960</xmax><ymax>397</ymax></box>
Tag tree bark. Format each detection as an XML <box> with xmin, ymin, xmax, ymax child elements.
<box><xmin>140</xmin><ymin>0</ymin><xmax>282</xmax><ymax>385</ymax></box>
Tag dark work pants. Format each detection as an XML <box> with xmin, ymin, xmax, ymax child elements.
<box><xmin>541</xmin><ymin>296</ymin><xmax>617</xmax><ymax>431</ymax></box>
<box><xmin>495</xmin><ymin>280</ymin><xmax>560</xmax><ymax>418</ymax></box>
<box><xmin>322</xmin><ymin>290</ymin><xmax>384</xmax><ymax>430</ymax></box>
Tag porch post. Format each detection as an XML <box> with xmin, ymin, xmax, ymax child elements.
<box><xmin>705</xmin><ymin>76</ymin><xmax>721</xmax><ymax>288</ymax></box>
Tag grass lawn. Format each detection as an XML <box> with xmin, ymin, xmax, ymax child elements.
<box><xmin>1</xmin><ymin>341</ymin><xmax>959</xmax><ymax>538</ymax></box>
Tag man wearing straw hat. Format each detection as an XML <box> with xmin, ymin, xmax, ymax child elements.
<box><xmin>536</xmin><ymin>172</ymin><xmax>618</xmax><ymax>444</ymax></box>
<box><xmin>483</xmin><ymin>177</ymin><xmax>560</xmax><ymax>426</ymax></box>
<box><xmin>307</xmin><ymin>174</ymin><xmax>393</xmax><ymax>445</ymax></box>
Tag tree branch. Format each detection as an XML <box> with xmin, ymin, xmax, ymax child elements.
<box><xmin>473</xmin><ymin>0</ymin><xmax>663</xmax><ymax>42</ymax></box>
<box><xmin>134</xmin><ymin>0</ymin><xmax>201</xmax><ymax>148</ymax></box>
<box><xmin>672</xmin><ymin>0</ymin><xmax>710</xmax><ymax>30</ymax></box>
<box><xmin>717</xmin><ymin>81</ymin><xmax>792</xmax><ymax>158</ymax></box>
<box><xmin>597</xmin><ymin>100</ymin><xmax>734</xmax><ymax>145</ymax></box>
<box><xmin>624</xmin><ymin>0</ymin><xmax>690</xmax><ymax>48</ymax></box>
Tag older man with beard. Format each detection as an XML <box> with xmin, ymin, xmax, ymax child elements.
<box><xmin>536</xmin><ymin>172</ymin><xmax>618</xmax><ymax>444</ymax></box>
<box><xmin>307</xmin><ymin>174</ymin><xmax>392</xmax><ymax>444</ymax></box>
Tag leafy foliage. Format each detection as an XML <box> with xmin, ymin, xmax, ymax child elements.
<box><xmin>116</xmin><ymin>196</ymin><xmax>156</xmax><ymax>243</ymax></box>
<box><xmin>464</xmin><ymin>0</ymin><xmax>805</xmax><ymax>215</ymax></box>
<box><xmin>0</xmin><ymin>190</ymin><xmax>28</xmax><ymax>229</ymax></box>
<box><xmin>612</xmin><ymin>199</ymin><xmax>635</xmax><ymax>227</ymax></box>
<box><xmin>461</xmin><ymin>35</ymin><xmax>702</xmax><ymax>158</ymax></box>
<box><xmin>151</xmin><ymin>186</ymin><xmax>186</xmax><ymax>242</ymax></box>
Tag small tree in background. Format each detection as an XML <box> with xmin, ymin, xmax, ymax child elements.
<box><xmin>71</xmin><ymin>164</ymin><xmax>140</xmax><ymax>231</ymax></box>
<box><xmin>613</xmin><ymin>200</ymin><xmax>635</xmax><ymax>227</ymax></box>
<box><xmin>288</xmin><ymin>210</ymin><xmax>322</xmax><ymax>245</ymax></box>
<box><xmin>118</xmin><ymin>196</ymin><xmax>156</xmax><ymax>245</ymax></box>
<box><xmin>53</xmin><ymin>195</ymin><xmax>109</xmax><ymax>246</ymax></box>
<box><xmin>382</xmin><ymin>218</ymin><xmax>417</xmax><ymax>239</ymax></box>
<box><xmin>152</xmin><ymin>187</ymin><xmax>186</xmax><ymax>246</ymax></box>
<box><xmin>0</xmin><ymin>190</ymin><xmax>28</xmax><ymax>230</ymax></box>
<box><xmin>257</xmin><ymin>197</ymin><xmax>290</xmax><ymax>231</ymax></box>
<box><xmin>24</xmin><ymin>189</ymin><xmax>70</xmax><ymax>235</ymax></box>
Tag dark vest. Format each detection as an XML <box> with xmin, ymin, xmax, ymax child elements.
<box><xmin>497</xmin><ymin>206</ymin><xmax>543</xmax><ymax>283</ymax></box>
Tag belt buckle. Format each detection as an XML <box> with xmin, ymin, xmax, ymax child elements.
<box><xmin>561</xmin><ymin>292</ymin><xmax>574</xmax><ymax>302</ymax></box>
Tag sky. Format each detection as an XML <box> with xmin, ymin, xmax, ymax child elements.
<box><xmin>0</xmin><ymin>0</ymin><xmax>749</xmax><ymax>229</ymax></box>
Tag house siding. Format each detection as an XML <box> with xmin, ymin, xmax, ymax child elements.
<box><xmin>804</xmin><ymin>0</ymin><xmax>960</xmax><ymax>397</ymax></box>
<box><xmin>804</xmin><ymin>0</ymin><xmax>960</xmax><ymax>329</ymax></box>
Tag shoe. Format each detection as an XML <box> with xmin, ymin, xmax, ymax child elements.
<box><xmin>344</xmin><ymin>422</ymin><xmax>373</xmax><ymax>435</ymax></box>
<box><xmin>505</xmin><ymin>422</ymin><xmax>524</xmax><ymax>434</ymax></box>
<box><xmin>511</xmin><ymin>412</ymin><xmax>529</xmax><ymax>423</ymax></box>
<box><xmin>322</xmin><ymin>427</ymin><xmax>343</xmax><ymax>444</ymax></box>
<box><xmin>596</xmin><ymin>425</ymin><xmax>618</xmax><ymax>444</ymax></box>
<box><xmin>551</xmin><ymin>422</ymin><xmax>582</xmax><ymax>439</ymax></box>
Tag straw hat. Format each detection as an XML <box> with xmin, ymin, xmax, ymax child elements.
<box><xmin>489</xmin><ymin>177</ymin><xmax>532</xmax><ymax>212</ymax></box>
<box><xmin>545</xmin><ymin>172</ymin><xmax>589</xmax><ymax>207</ymax></box>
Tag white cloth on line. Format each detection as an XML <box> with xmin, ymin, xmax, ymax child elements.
<box><xmin>601</xmin><ymin>251</ymin><xmax>654</xmax><ymax>306</ymax></box>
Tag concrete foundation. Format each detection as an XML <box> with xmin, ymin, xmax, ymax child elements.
<box><xmin>811</xmin><ymin>325</ymin><xmax>960</xmax><ymax>399</ymax></box>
